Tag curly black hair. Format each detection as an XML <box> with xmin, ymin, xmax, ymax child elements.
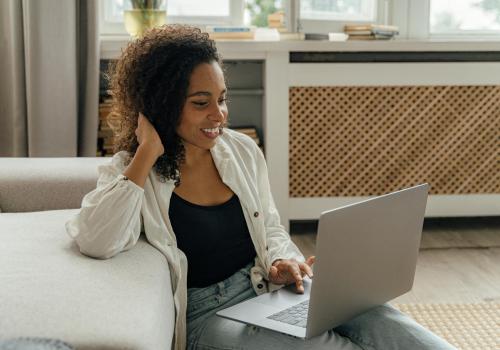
<box><xmin>107</xmin><ymin>24</ymin><xmax>223</xmax><ymax>185</ymax></box>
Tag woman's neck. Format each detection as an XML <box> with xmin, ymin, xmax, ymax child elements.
<box><xmin>182</xmin><ymin>143</ymin><xmax>212</xmax><ymax>168</ymax></box>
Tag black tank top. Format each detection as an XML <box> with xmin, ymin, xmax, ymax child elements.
<box><xmin>168</xmin><ymin>191</ymin><xmax>256</xmax><ymax>288</ymax></box>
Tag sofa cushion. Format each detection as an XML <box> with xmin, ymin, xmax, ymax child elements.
<box><xmin>0</xmin><ymin>158</ymin><xmax>109</xmax><ymax>213</ymax></box>
<box><xmin>0</xmin><ymin>209</ymin><xmax>174</xmax><ymax>350</ymax></box>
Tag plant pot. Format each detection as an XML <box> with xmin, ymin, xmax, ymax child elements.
<box><xmin>124</xmin><ymin>9</ymin><xmax>167</xmax><ymax>37</ymax></box>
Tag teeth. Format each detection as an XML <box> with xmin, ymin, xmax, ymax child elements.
<box><xmin>202</xmin><ymin>128</ymin><xmax>219</xmax><ymax>133</ymax></box>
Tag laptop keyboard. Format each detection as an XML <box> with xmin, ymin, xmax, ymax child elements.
<box><xmin>267</xmin><ymin>300</ymin><xmax>309</xmax><ymax>328</ymax></box>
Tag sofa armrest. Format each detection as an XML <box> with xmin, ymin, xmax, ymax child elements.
<box><xmin>0</xmin><ymin>209</ymin><xmax>174</xmax><ymax>349</ymax></box>
<box><xmin>0</xmin><ymin>157</ymin><xmax>110</xmax><ymax>213</ymax></box>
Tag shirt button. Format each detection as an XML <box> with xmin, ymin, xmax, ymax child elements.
<box><xmin>257</xmin><ymin>283</ymin><xmax>264</xmax><ymax>289</ymax></box>
<box><xmin>253</xmin><ymin>211</ymin><xmax>259</xmax><ymax>218</ymax></box>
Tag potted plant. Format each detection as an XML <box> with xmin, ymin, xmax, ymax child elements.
<box><xmin>124</xmin><ymin>0</ymin><xmax>167</xmax><ymax>37</ymax></box>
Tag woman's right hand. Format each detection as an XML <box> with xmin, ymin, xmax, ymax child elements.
<box><xmin>136</xmin><ymin>113</ymin><xmax>164</xmax><ymax>159</ymax></box>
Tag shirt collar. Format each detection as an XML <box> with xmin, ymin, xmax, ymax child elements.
<box><xmin>210</xmin><ymin>134</ymin><xmax>232</xmax><ymax>179</ymax></box>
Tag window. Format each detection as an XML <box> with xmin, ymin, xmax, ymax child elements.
<box><xmin>100</xmin><ymin>0</ymin><xmax>500</xmax><ymax>39</ymax></box>
<box><xmin>297</xmin><ymin>0</ymin><xmax>387</xmax><ymax>34</ymax></box>
<box><xmin>430</xmin><ymin>0</ymin><xmax>500</xmax><ymax>35</ymax></box>
<box><xmin>100</xmin><ymin>0</ymin><xmax>243</xmax><ymax>35</ymax></box>
<box><xmin>300</xmin><ymin>0</ymin><xmax>377</xmax><ymax>21</ymax></box>
<box><xmin>101</xmin><ymin>0</ymin><xmax>375</xmax><ymax>35</ymax></box>
<box><xmin>396</xmin><ymin>0</ymin><xmax>500</xmax><ymax>39</ymax></box>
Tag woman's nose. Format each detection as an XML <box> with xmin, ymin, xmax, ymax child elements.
<box><xmin>209</xmin><ymin>104</ymin><xmax>226</xmax><ymax>122</ymax></box>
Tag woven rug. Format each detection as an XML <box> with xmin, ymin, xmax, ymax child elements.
<box><xmin>392</xmin><ymin>303</ymin><xmax>500</xmax><ymax>350</ymax></box>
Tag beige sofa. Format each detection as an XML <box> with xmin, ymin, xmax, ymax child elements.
<box><xmin>0</xmin><ymin>158</ymin><xmax>175</xmax><ymax>350</ymax></box>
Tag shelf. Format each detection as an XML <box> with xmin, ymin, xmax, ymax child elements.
<box><xmin>101</xmin><ymin>35</ymin><xmax>500</xmax><ymax>60</ymax></box>
<box><xmin>228</xmin><ymin>89</ymin><xmax>264</xmax><ymax>96</ymax></box>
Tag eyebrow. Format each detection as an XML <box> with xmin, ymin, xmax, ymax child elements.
<box><xmin>187</xmin><ymin>89</ymin><xmax>227</xmax><ymax>98</ymax></box>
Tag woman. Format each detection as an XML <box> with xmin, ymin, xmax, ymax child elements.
<box><xmin>66</xmin><ymin>25</ymin><xmax>455</xmax><ymax>350</ymax></box>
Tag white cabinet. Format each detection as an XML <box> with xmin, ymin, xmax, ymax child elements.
<box><xmin>224</xmin><ymin>60</ymin><xmax>265</xmax><ymax>148</ymax></box>
<box><xmin>102</xmin><ymin>39</ymin><xmax>500</xmax><ymax>230</ymax></box>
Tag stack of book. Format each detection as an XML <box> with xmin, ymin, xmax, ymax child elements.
<box><xmin>232</xmin><ymin>126</ymin><xmax>263</xmax><ymax>152</ymax></box>
<box><xmin>344</xmin><ymin>24</ymin><xmax>399</xmax><ymax>40</ymax></box>
<box><xmin>97</xmin><ymin>97</ymin><xmax>118</xmax><ymax>157</ymax></box>
<box><xmin>267</xmin><ymin>10</ymin><xmax>286</xmax><ymax>32</ymax></box>
<box><xmin>205</xmin><ymin>26</ymin><xmax>256</xmax><ymax>40</ymax></box>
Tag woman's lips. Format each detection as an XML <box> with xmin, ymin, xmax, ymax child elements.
<box><xmin>201</xmin><ymin>128</ymin><xmax>220</xmax><ymax>139</ymax></box>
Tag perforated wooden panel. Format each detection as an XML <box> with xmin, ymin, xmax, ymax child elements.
<box><xmin>289</xmin><ymin>86</ymin><xmax>500</xmax><ymax>197</ymax></box>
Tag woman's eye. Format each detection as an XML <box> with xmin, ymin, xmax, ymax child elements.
<box><xmin>192</xmin><ymin>98</ymin><xmax>227</xmax><ymax>107</ymax></box>
<box><xmin>192</xmin><ymin>101</ymin><xmax>208</xmax><ymax>107</ymax></box>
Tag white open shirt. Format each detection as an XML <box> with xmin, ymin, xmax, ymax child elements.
<box><xmin>66</xmin><ymin>128</ymin><xmax>305</xmax><ymax>350</ymax></box>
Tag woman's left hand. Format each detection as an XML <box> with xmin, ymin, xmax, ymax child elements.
<box><xmin>268</xmin><ymin>256</ymin><xmax>316</xmax><ymax>294</ymax></box>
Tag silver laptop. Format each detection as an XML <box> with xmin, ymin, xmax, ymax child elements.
<box><xmin>217</xmin><ymin>183</ymin><xmax>429</xmax><ymax>339</ymax></box>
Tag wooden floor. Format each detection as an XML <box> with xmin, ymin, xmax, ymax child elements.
<box><xmin>289</xmin><ymin>216</ymin><xmax>500</xmax><ymax>304</ymax></box>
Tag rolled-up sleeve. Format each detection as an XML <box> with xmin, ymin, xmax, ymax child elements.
<box><xmin>65</xmin><ymin>153</ymin><xmax>145</xmax><ymax>259</ymax></box>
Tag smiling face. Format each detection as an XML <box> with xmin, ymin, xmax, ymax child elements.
<box><xmin>176</xmin><ymin>61</ymin><xmax>228</xmax><ymax>158</ymax></box>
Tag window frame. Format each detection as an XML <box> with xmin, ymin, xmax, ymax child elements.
<box><xmin>99</xmin><ymin>0</ymin><xmax>500</xmax><ymax>40</ymax></box>
<box><xmin>295</xmin><ymin>0</ymin><xmax>500</xmax><ymax>39</ymax></box>
<box><xmin>99</xmin><ymin>0</ymin><xmax>244</xmax><ymax>36</ymax></box>
<box><xmin>295</xmin><ymin>0</ymin><xmax>386</xmax><ymax>34</ymax></box>
<box><xmin>394</xmin><ymin>0</ymin><xmax>500</xmax><ymax>39</ymax></box>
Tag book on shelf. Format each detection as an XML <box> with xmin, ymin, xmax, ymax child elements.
<box><xmin>97</xmin><ymin>97</ymin><xmax>118</xmax><ymax>156</ymax></box>
<box><xmin>304</xmin><ymin>33</ymin><xmax>329</xmax><ymax>40</ymax></box>
<box><xmin>267</xmin><ymin>10</ymin><xmax>286</xmax><ymax>32</ymax></box>
<box><xmin>279</xmin><ymin>32</ymin><xmax>305</xmax><ymax>41</ymax></box>
<box><xmin>231</xmin><ymin>126</ymin><xmax>261</xmax><ymax>148</ymax></box>
<box><xmin>207</xmin><ymin>32</ymin><xmax>255</xmax><ymax>40</ymax></box>
<box><xmin>344</xmin><ymin>24</ymin><xmax>399</xmax><ymax>32</ymax></box>
<box><xmin>232</xmin><ymin>127</ymin><xmax>257</xmax><ymax>134</ymax></box>
<box><xmin>344</xmin><ymin>23</ymin><xmax>399</xmax><ymax>40</ymax></box>
<box><xmin>205</xmin><ymin>25</ymin><xmax>256</xmax><ymax>40</ymax></box>
<box><xmin>344</xmin><ymin>29</ymin><xmax>398</xmax><ymax>36</ymax></box>
<box><xmin>206</xmin><ymin>26</ymin><xmax>255</xmax><ymax>32</ymax></box>
<box><xmin>371</xmin><ymin>29</ymin><xmax>400</xmax><ymax>36</ymax></box>
<box><xmin>98</xmin><ymin>128</ymin><xmax>114</xmax><ymax>138</ymax></box>
<box><xmin>347</xmin><ymin>34</ymin><xmax>395</xmax><ymax>40</ymax></box>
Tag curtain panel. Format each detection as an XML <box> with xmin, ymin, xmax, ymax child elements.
<box><xmin>0</xmin><ymin>0</ymin><xmax>99</xmax><ymax>157</ymax></box>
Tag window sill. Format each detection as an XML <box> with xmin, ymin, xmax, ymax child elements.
<box><xmin>100</xmin><ymin>35</ymin><xmax>500</xmax><ymax>60</ymax></box>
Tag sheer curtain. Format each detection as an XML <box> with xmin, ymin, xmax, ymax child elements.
<box><xmin>0</xmin><ymin>0</ymin><xmax>99</xmax><ymax>157</ymax></box>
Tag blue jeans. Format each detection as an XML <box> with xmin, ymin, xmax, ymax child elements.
<box><xmin>186</xmin><ymin>263</ymin><xmax>456</xmax><ymax>350</ymax></box>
